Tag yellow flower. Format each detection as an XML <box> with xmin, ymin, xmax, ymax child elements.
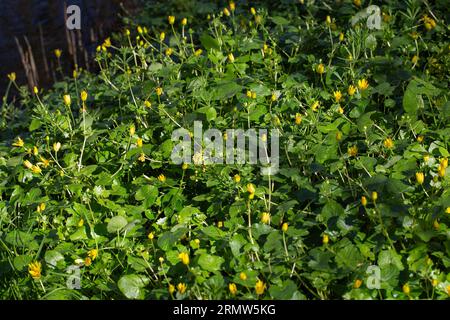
<box><xmin>144</xmin><ymin>100</ymin><xmax>151</xmax><ymax>108</ymax></box>
<box><xmin>339</xmin><ymin>32</ymin><xmax>345</xmax><ymax>42</ymax></box>
<box><xmin>446</xmin><ymin>207</ymin><xmax>450</xmax><ymax>214</ymax></box>
<box><xmin>423</xmin><ymin>154</ymin><xmax>430</xmax><ymax>163</ymax></box>
<box><xmin>28</xmin><ymin>261</ymin><xmax>42</xmax><ymax>279</ymax></box>
<box><xmin>159</xmin><ymin>32</ymin><xmax>166</xmax><ymax>41</ymax></box>
<box><xmin>217</xmin><ymin>221</ymin><xmax>223</xmax><ymax>228</ymax></box>
<box><xmin>103</xmin><ymin>38</ymin><xmax>111</xmax><ymax>48</ymax></box>
<box><xmin>295</xmin><ymin>113</ymin><xmax>302</xmax><ymax>125</ymax></box>
<box><xmin>311</xmin><ymin>101</ymin><xmax>320</xmax><ymax>111</ymax></box>
<box><xmin>168</xmin><ymin>16</ymin><xmax>175</xmax><ymax>25</ymax></box>
<box><xmin>169</xmin><ymin>284</ymin><xmax>175</xmax><ymax>294</ymax></box>
<box><xmin>239</xmin><ymin>272</ymin><xmax>247</xmax><ymax>281</ymax></box>
<box><xmin>361</xmin><ymin>196</ymin><xmax>367</xmax><ymax>206</ymax></box>
<box><xmin>23</xmin><ymin>160</ymin><xmax>33</xmax><ymax>169</ymax></box>
<box><xmin>229</xmin><ymin>1</ymin><xmax>236</xmax><ymax>11</ymax></box>
<box><xmin>156</xmin><ymin>87</ymin><xmax>163</xmax><ymax>96</ymax></box>
<box><xmin>247</xmin><ymin>183</ymin><xmax>256</xmax><ymax>194</ymax></box>
<box><xmin>148</xmin><ymin>232</ymin><xmax>155</xmax><ymax>240</ymax></box>
<box><xmin>333</xmin><ymin>90</ymin><xmax>342</xmax><ymax>103</ymax></box>
<box><xmin>281</xmin><ymin>222</ymin><xmax>288</xmax><ymax>233</ymax></box>
<box><xmin>438</xmin><ymin>164</ymin><xmax>446</xmax><ymax>178</ymax></box>
<box><xmin>165</xmin><ymin>48</ymin><xmax>173</xmax><ymax>56</ymax></box>
<box><xmin>136</xmin><ymin>137</ymin><xmax>143</xmax><ymax>148</ymax></box>
<box><xmin>80</xmin><ymin>90</ymin><xmax>88</xmax><ymax>102</ymax></box>
<box><xmin>54</xmin><ymin>49</ymin><xmax>62</xmax><ymax>58</ymax></box>
<box><xmin>53</xmin><ymin>142</ymin><xmax>61</xmax><ymax>153</ymax></box>
<box><xmin>223</xmin><ymin>8</ymin><xmax>230</xmax><ymax>16</ymax></box>
<box><xmin>271</xmin><ymin>93</ymin><xmax>278</xmax><ymax>102</ymax></box>
<box><xmin>84</xmin><ymin>257</ymin><xmax>92</xmax><ymax>266</ymax></box>
<box><xmin>137</xmin><ymin>26</ymin><xmax>143</xmax><ymax>34</ymax></box>
<box><xmin>411</xmin><ymin>55</ymin><xmax>419</xmax><ymax>64</ymax></box>
<box><xmin>371</xmin><ymin>191</ymin><xmax>378</xmax><ymax>202</ymax></box>
<box><xmin>431</xmin><ymin>279</ymin><xmax>439</xmax><ymax>287</ymax></box>
<box><xmin>402</xmin><ymin>283</ymin><xmax>410</xmax><ymax>295</ymax></box>
<box><xmin>348</xmin><ymin>145</ymin><xmax>358</xmax><ymax>157</ymax></box>
<box><xmin>181</xmin><ymin>18</ymin><xmax>187</xmax><ymax>26</ymax></box>
<box><xmin>353</xmin><ymin>0</ymin><xmax>361</xmax><ymax>7</ymax></box>
<box><xmin>250</xmin><ymin>7</ymin><xmax>256</xmax><ymax>15</ymax></box>
<box><xmin>159</xmin><ymin>257</ymin><xmax>164</xmax><ymax>263</ymax></box>
<box><xmin>316</xmin><ymin>63</ymin><xmax>325</xmax><ymax>74</ymax></box>
<box><xmin>336</xmin><ymin>131</ymin><xmax>343</xmax><ymax>141</ymax></box>
<box><xmin>446</xmin><ymin>285</ymin><xmax>450</xmax><ymax>296</ymax></box>
<box><xmin>138</xmin><ymin>153</ymin><xmax>146</xmax><ymax>162</ymax></box>
<box><xmin>129</xmin><ymin>125</ymin><xmax>135</xmax><ymax>136</ymax></box>
<box><xmin>158</xmin><ymin>174</ymin><xmax>166</xmax><ymax>182</ymax></box>
<box><xmin>255</xmin><ymin>279</ymin><xmax>266</xmax><ymax>295</ymax></box>
<box><xmin>384</xmin><ymin>138</ymin><xmax>394</xmax><ymax>149</ymax></box>
<box><xmin>78</xmin><ymin>218</ymin><xmax>84</xmax><ymax>227</ymax></box>
<box><xmin>326</xmin><ymin>16</ymin><xmax>332</xmax><ymax>25</ymax></box>
<box><xmin>36</xmin><ymin>203</ymin><xmax>46</xmax><ymax>213</ymax></box>
<box><xmin>13</xmin><ymin>137</ymin><xmax>24</xmax><ymax>147</ymax></box>
<box><xmin>88</xmin><ymin>249</ymin><xmax>98</xmax><ymax>260</ymax></box>
<box><xmin>33</xmin><ymin>86</ymin><xmax>39</xmax><ymax>94</ymax></box>
<box><xmin>233</xmin><ymin>174</ymin><xmax>241</xmax><ymax>183</ymax></box>
<box><xmin>251</xmin><ymin>92</ymin><xmax>256</xmax><ymax>99</ymax></box>
<box><xmin>177</xmin><ymin>283</ymin><xmax>187</xmax><ymax>294</ymax></box>
<box><xmin>354</xmin><ymin>279</ymin><xmax>362</xmax><ymax>289</ymax></box>
<box><xmin>7</xmin><ymin>72</ymin><xmax>16</xmax><ymax>81</ymax></box>
<box><xmin>357</xmin><ymin>79</ymin><xmax>369</xmax><ymax>91</ymax></box>
<box><xmin>348</xmin><ymin>85</ymin><xmax>356</xmax><ymax>96</ymax></box>
<box><xmin>440</xmin><ymin>158</ymin><xmax>448</xmax><ymax>169</ymax></box>
<box><xmin>228</xmin><ymin>53</ymin><xmax>235</xmax><ymax>63</ymax></box>
<box><xmin>31</xmin><ymin>165</ymin><xmax>42</xmax><ymax>174</ymax></box>
<box><xmin>415</xmin><ymin>172</ymin><xmax>424</xmax><ymax>185</ymax></box>
<box><xmin>63</xmin><ymin>94</ymin><xmax>71</xmax><ymax>106</ymax></box>
<box><xmin>422</xmin><ymin>15</ymin><xmax>436</xmax><ymax>31</ymax></box>
<box><xmin>32</xmin><ymin>146</ymin><xmax>38</xmax><ymax>156</ymax></box>
<box><xmin>229</xmin><ymin>283</ymin><xmax>237</xmax><ymax>295</ymax></box>
<box><xmin>125</xmin><ymin>29</ymin><xmax>130</xmax><ymax>36</ymax></box>
<box><xmin>182</xmin><ymin>163</ymin><xmax>188</xmax><ymax>170</ymax></box>
<box><xmin>194</xmin><ymin>49</ymin><xmax>203</xmax><ymax>56</ymax></box>
<box><xmin>322</xmin><ymin>234</ymin><xmax>329</xmax><ymax>245</ymax></box>
<box><xmin>73</xmin><ymin>69</ymin><xmax>78</xmax><ymax>78</ymax></box>
<box><xmin>261</xmin><ymin>212</ymin><xmax>271</xmax><ymax>224</ymax></box>
<box><xmin>417</xmin><ymin>135</ymin><xmax>424</xmax><ymax>143</ymax></box>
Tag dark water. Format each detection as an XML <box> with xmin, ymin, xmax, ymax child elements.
<box><xmin>0</xmin><ymin>0</ymin><xmax>137</xmax><ymax>95</ymax></box>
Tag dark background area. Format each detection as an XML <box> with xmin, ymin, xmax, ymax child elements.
<box><xmin>0</xmin><ymin>0</ymin><xmax>139</xmax><ymax>96</ymax></box>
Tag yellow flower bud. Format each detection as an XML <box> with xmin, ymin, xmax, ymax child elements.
<box><xmin>63</xmin><ymin>94</ymin><xmax>71</xmax><ymax>106</ymax></box>
<box><xmin>229</xmin><ymin>283</ymin><xmax>237</xmax><ymax>295</ymax></box>
<box><xmin>178</xmin><ymin>252</ymin><xmax>189</xmax><ymax>265</ymax></box>
<box><xmin>415</xmin><ymin>172</ymin><xmax>424</xmax><ymax>185</ymax></box>
<box><xmin>168</xmin><ymin>16</ymin><xmax>175</xmax><ymax>25</ymax></box>
<box><xmin>80</xmin><ymin>90</ymin><xmax>88</xmax><ymax>102</ymax></box>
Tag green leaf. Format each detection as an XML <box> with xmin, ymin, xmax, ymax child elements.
<box><xmin>107</xmin><ymin>216</ymin><xmax>128</xmax><ymax>233</ymax></box>
<box><xmin>117</xmin><ymin>274</ymin><xmax>149</xmax><ymax>299</ymax></box>
<box><xmin>269</xmin><ymin>280</ymin><xmax>301</xmax><ymax>299</ymax></box>
<box><xmin>198</xmin><ymin>254</ymin><xmax>224</xmax><ymax>272</ymax></box>
<box><xmin>135</xmin><ymin>185</ymin><xmax>158</xmax><ymax>208</ymax></box>
<box><xmin>44</xmin><ymin>250</ymin><xmax>65</xmax><ymax>268</ymax></box>
<box><xmin>29</xmin><ymin>119</ymin><xmax>42</xmax><ymax>131</ymax></box>
<box><xmin>200</xmin><ymin>33</ymin><xmax>220</xmax><ymax>51</ymax></box>
<box><xmin>13</xmin><ymin>255</ymin><xmax>33</xmax><ymax>271</ymax></box>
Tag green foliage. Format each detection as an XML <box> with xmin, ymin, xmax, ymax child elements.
<box><xmin>0</xmin><ymin>0</ymin><xmax>449</xmax><ymax>300</ymax></box>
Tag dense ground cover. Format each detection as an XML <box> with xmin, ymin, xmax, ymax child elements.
<box><xmin>0</xmin><ymin>0</ymin><xmax>449</xmax><ymax>300</ymax></box>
